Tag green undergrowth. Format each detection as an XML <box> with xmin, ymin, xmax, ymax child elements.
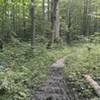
<box><xmin>0</xmin><ymin>42</ymin><xmax>100</xmax><ymax>100</ymax></box>
<box><xmin>0</xmin><ymin>42</ymin><xmax>72</xmax><ymax>100</ymax></box>
<box><xmin>65</xmin><ymin>43</ymin><xmax>100</xmax><ymax>99</ymax></box>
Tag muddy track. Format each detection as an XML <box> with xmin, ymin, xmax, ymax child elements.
<box><xmin>32</xmin><ymin>59</ymin><xmax>97</xmax><ymax>100</ymax></box>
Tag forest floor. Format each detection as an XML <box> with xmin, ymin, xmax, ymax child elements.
<box><xmin>0</xmin><ymin>42</ymin><xmax>100</xmax><ymax>100</ymax></box>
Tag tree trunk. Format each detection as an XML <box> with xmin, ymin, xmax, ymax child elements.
<box><xmin>47</xmin><ymin>0</ymin><xmax>50</xmax><ymax>21</ymax></box>
<box><xmin>42</xmin><ymin>0</ymin><xmax>45</xmax><ymax>35</ymax></box>
<box><xmin>30</xmin><ymin>0</ymin><xmax>35</xmax><ymax>49</ymax></box>
<box><xmin>51</xmin><ymin>0</ymin><xmax>60</xmax><ymax>43</ymax></box>
<box><xmin>23</xmin><ymin>0</ymin><xmax>26</xmax><ymax>38</ymax></box>
<box><xmin>12</xmin><ymin>0</ymin><xmax>16</xmax><ymax>33</ymax></box>
<box><xmin>82</xmin><ymin>0</ymin><xmax>88</xmax><ymax>36</ymax></box>
<box><xmin>94</xmin><ymin>6</ymin><xmax>97</xmax><ymax>33</ymax></box>
<box><xmin>42</xmin><ymin>0</ymin><xmax>45</xmax><ymax>19</ymax></box>
<box><xmin>67</xmin><ymin>7</ymin><xmax>72</xmax><ymax>44</ymax></box>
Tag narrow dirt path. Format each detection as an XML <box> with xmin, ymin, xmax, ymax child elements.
<box><xmin>32</xmin><ymin>58</ymin><xmax>90</xmax><ymax>100</ymax></box>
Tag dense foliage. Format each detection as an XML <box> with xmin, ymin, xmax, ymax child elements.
<box><xmin>0</xmin><ymin>0</ymin><xmax>100</xmax><ymax>43</ymax></box>
<box><xmin>0</xmin><ymin>42</ymin><xmax>100</xmax><ymax>99</ymax></box>
<box><xmin>0</xmin><ymin>0</ymin><xmax>100</xmax><ymax>100</ymax></box>
<box><xmin>0</xmin><ymin>43</ymin><xmax>70</xmax><ymax>99</ymax></box>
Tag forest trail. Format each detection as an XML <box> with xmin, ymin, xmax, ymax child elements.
<box><xmin>32</xmin><ymin>58</ymin><xmax>91</xmax><ymax>100</ymax></box>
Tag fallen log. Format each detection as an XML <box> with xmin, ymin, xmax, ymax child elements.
<box><xmin>84</xmin><ymin>75</ymin><xmax>100</xmax><ymax>97</ymax></box>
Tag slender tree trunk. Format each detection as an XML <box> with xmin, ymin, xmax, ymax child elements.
<box><xmin>12</xmin><ymin>1</ymin><xmax>16</xmax><ymax>33</ymax></box>
<box><xmin>17</xmin><ymin>0</ymin><xmax>21</xmax><ymax>34</ymax></box>
<box><xmin>42</xmin><ymin>0</ymin><xmax>45</xmax><ymax>35</ymax></box>
<box><xmin>23</xmin><ymin>0</ymin><xmax>26</xmax><ymax>38</ymax></box>
<box><xmin>67</xmin><ymin>7</ymin><xmax>72</xmax><ymax>44</ymax></box>
<box><xmin>88</xmin><ymin>0</ymin><xmax>92</xmax><ymax>34</ymax></box>
<box><xmin>42</xmin><ymin>0</ymin><xmax>45</xmax><ymax>19</ymax></box>
<box><xmin>82</xmin><ymin>0</ymin><xmax>88</xmax><ymax>36</ymax></box>
<box><xmin>6</xmin><ymin>0</ymin><xmax>11</xmax><ymax>41</ymax></box>
<box><xmin>94</xmin><ymin>6</ymin><xmax>97</xmax><ymax>33</ymax></box>
<box><xmin>65</xmin><ymin>1</ymin><xmax>72</xmax><ymax>44</ymax></box>
<box><xmin>1</xmin><ymin>4</ymin><xmax>4</xmax><ymax>37</ymax></box>
<box><xmin>30</xmin><ymin>0</ymin><xmax>35</xmax><ymax>49</ymax></box>
<box><xmin>11</xmin><ymin>0</ymin><xmax>16</xmax><ymax>33</ymax></box>
<box><xmin>47</xmin><ymin>0</ymin><xmax>50</xmax><ymax>21</ymax></box>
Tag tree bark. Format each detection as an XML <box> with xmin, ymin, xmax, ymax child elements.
<box><xmin>23</xmin><ymin>0</ymin><xmax>26</xmax><ymax>38</ymax></box>
<box><xmin>30</xmin><ymin>0</ymin><xmax>35</xmax><ymax>49</ymax></box>
<box><xmin>82</xmin><ymin>0</ymin><xmax>88</xmax><ymax>36</ymax></box>
<box><xmin>42</xmin><ymin>0</ymin><xmax>45</xmax><ymax>19</ymax></box>
<box><xmin>47</xmin><ymin>0</ymin><xmax>50</xmax><ymax>21</ymax></box>
<box><xmin>12</xmin><ymin>0</ymin><xmax>16</xmax><ymax>33</ymax></box>
<box><xmin>42</xmin><ymin>0</ymin><xmax>45</xmax><ymax>35</ymax></box>
<box><xmin>51</xmin><ymin>0</ymin><xmax>60</xmax><ymax>43</ymax></box>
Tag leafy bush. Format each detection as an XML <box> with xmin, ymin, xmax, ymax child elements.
<box><xmin>0</xmin><ymin>42</ymin><xmax>71</xmax><ymax>100</ymax></box>
<box><xmin>65</xmin><ymin>43</ymin><xmax>100</xmax><ymax>99</ymax></box>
